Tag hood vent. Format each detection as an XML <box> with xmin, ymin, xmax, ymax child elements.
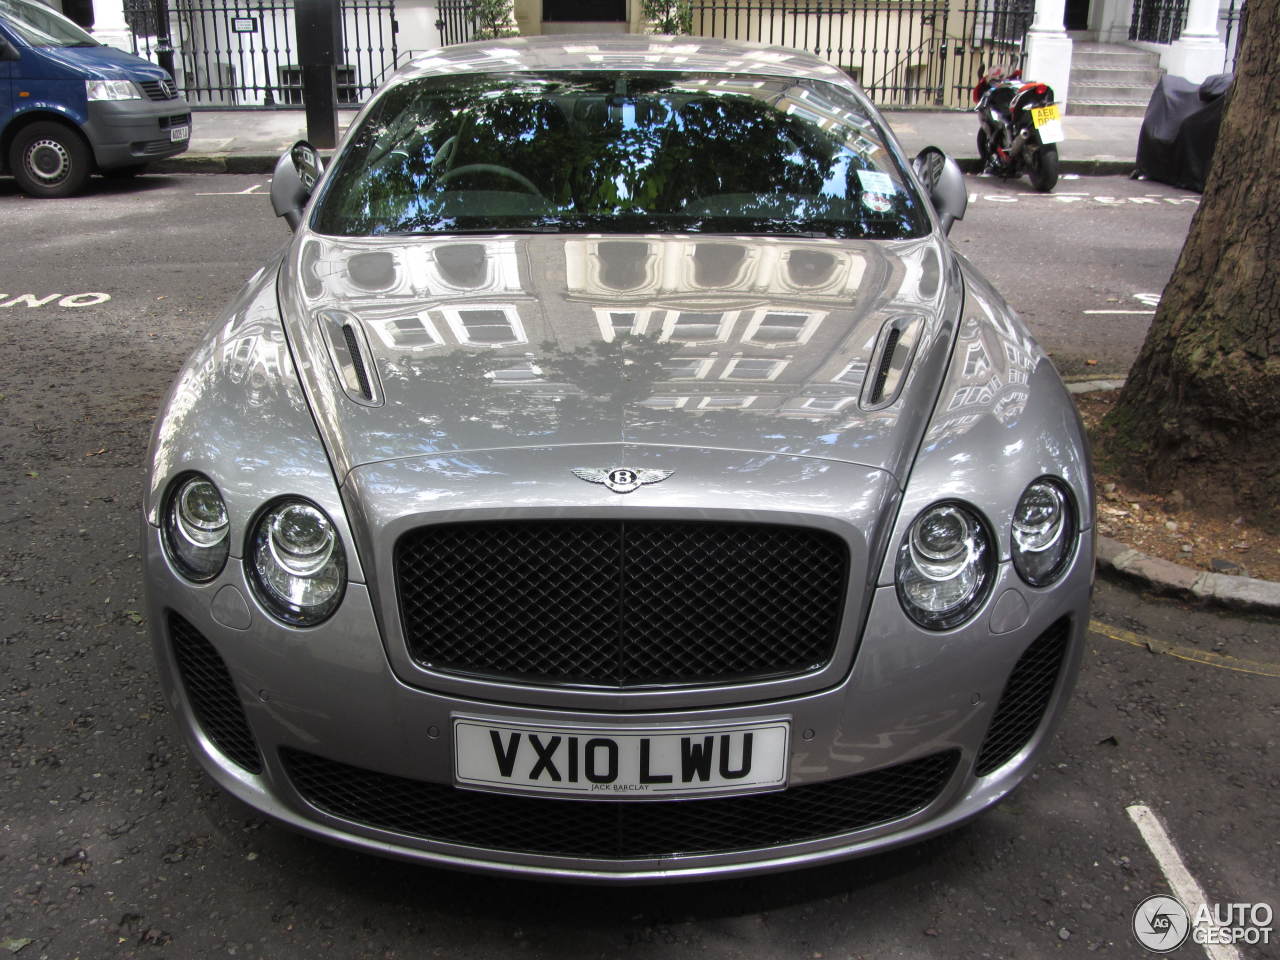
<box><xmin>318</xmin><ymin>310</ymin><xmax>383</xmax><ymax>406</ymax></box>
<box><xmin>862</xmin><ymin>315</ymin><xmax>923</xmax><ymax>410</ymax></box>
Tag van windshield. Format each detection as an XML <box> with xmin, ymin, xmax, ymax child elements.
<box><xmin>0</xmin><ymin>0</ymin><xmax>99</xmax><ymax>46</ymax></box>
<box><xmin>311</xmin><ymin>71</ymin><xmax>930</xmax><ymax>241</ymax></box>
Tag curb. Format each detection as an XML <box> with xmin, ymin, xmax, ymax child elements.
<box><xmin>151</xmin><ymin>154</ymin><xmax>1138</xmax><ymax>177</ymax></box>
<box><xmin>1095</xmin><ymin>536</ymin><xmax>1280</xmax><ymax>616</ymax></box>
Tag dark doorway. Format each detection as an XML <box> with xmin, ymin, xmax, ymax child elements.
<box><xmin>543</xmin><ymin>0</ymin><xmax>626</xmax><ymax>21</ymax></box>
<box><xmin>1065</xmin><ymin>0</ymin><xmax>1090</xmax><ymax>31</ymax></box>
<box><xmin>61</xmin><ymin>0</ymin><xmax>96</xmax><ymax>28</ymax></box>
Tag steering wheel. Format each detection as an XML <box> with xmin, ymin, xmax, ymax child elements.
<box><xmin>436</xmin><ymin>163</ymin><xmax>543</xmax><ymax>196</ymax></box>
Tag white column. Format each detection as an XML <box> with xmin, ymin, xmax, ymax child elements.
<box><xmin>1025</xmin><ymin>0</ymin><xmax>1074</xmax><ymax>110</ymax></box>
<box><xmin>1162</xmin><ymin>0</ymin><xmax>1227</xmax><ymax>82</ymax></box>
<box><xmin>90</xmin><ymin>0</ymin><xmax>134</xmax><ymax>50</ymax></box>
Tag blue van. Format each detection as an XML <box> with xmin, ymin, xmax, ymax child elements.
<box><xmin>0</xmin><ymin>0</ymin><xmax>189</xmax><ymax>197</ymax></box>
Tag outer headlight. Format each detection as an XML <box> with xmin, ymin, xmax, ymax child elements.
<box><xmin>248</xmin><ymin>499</ymin><xmax>346</xmax><ymax>625</ymax></box>
<box><xmin>86</xmin><ymin>79</ymin><xmax>141</xmax><ymax>101</ymax></box>
<box><xmin>163</xmin><ymin>474</ymin><xmax>230</xmax><ymax>582</ymax></box>
<box><xmin>1012</xmin><ymin>478</ymin><xmax>1076</xmax><ymax>587</ymax></box>
<box><xmin>896</xmin><ymin>502</ymin><xmax>994</xmax><ymax>630</ymax></box>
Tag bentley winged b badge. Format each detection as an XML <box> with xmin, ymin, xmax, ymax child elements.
<box><xmin>572</xmin><ymin>467</ymin><xmax>674</xmax><ymax>494</ymax></box>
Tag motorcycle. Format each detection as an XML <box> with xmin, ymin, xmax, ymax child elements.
<box><xmin>973</xmin><ymin>67</ymin><xmax>1064</xmax><ymax>192</ymax></box>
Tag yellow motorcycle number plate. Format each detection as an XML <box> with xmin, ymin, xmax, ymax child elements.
<box><xmin>1032</xmin><ymin>104</ymin><xmax>1061</xmax><ymax>126</ymax></box>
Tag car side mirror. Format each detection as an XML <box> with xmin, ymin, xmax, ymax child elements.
<box><xmin>913</xmin><ymin>146</ymin><xmax>967</xmax><ymax>235</ymax></box>
<box><xmin>0</xmin><ymin>37</ymin><xmax>21</xmax><ymax>61</ymax></box>
<box><xmin>270</xmin><ymin>140</ymin><xmax>324</xmax><ymax>231</ymax></box>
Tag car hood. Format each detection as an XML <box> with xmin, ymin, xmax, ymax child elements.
<box><xmin>34</xmin><ymin>42</ymin><xmax>171</xmax><ymax>81</ymax></box>
<box><xmin>277</xmin><ymin>232</ymin><xmax>962</xmax><ymax>482</ymax></box>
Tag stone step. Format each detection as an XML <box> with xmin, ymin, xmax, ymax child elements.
<box><xmin>1067</xmin><ymin>98</ymin><xmax>1150</xmax><ymax>117</ymax></box>
<box><xmin>1075</xmin><ymin>49</ymin><xmax>1167</xmax><ymax>69</ymax></box>
<box><xmin>1071</xmin><ymin>66</ymin><xmax>1163</xmax><ymax>84</ymax></box>
<box><xmin>1071</xmin><ymin>80</ymin><xmax>1157</xmax><ymax>100</ymax></box>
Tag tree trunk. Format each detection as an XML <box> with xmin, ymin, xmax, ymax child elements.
<box><xmin>1104</xmin><ymin>0</ymin><xmax>1280</xmax><ymax>526</ymax></box>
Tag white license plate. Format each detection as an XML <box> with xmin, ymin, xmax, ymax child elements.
<box><xmin>170</xmin><ymin>125</ymin><xmax>190</xmax><ymax>142</ymax></box>
<box><xmin>454</xmin><ymin>717</ymin><xmax>789</xmax><ymax>799</ymax></box>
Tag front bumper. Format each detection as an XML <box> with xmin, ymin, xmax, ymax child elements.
<box><xmin>143</xmin><ymin>513</ymin><xmax>1091</xmax><ymax>882</ymax></box>
<box><xmin>84</xmin><ymin>99</ymin><xmax>190</xmax><ymax>169</ymax></box>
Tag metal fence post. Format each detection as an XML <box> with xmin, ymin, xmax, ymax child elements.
<box><xmin>295</xmin><ymin>0</ymin><xmax>341</xmax><ymax>147</ymax></box>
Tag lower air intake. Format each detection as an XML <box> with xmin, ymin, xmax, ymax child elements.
<box><xmin>281</xmin><ymin>748</ymin><xmax>957</xmax><ymax>859</ymax></box>
<box><xmin>975</xmin><ymin>618</ymin><xmax>1071</xmax><ymax>776</ymax></box>
<box><xmin>168</xmin><ymin>612</ymin><xmax>262</xmax><ymax>774</ymax></box>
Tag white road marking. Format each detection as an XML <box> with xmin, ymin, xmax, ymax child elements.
<box><xmin>0</xmin><ymin>292</ymin><xmax>111</xmax><ymax>308</ymax></box>
<box><xmin>1127</xmin><ymin>804</ymin><xmax>1241</xmax><ymax>960</ymax></box>
<box><xmin>1084</xmin><ymin>309</ymin><xmax>1156</xmax><ymax>315</ymax></box>
<box><xmin>195</xmin><ymin>183</ymin><xmax>268</xmax><ymax>196</ymax></box>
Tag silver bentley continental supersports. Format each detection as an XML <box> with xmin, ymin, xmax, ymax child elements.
<box><xmin>143</xmin><ymin>36</ymin><xmax>1094</xmax><ymax>881</ymax></box>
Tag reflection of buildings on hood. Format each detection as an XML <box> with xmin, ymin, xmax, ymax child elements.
<box><xmin>923</xmin><ymin>287</ymin><xmax>1042</xmax><ymax>445</ymax></box>
<box><xmin>296</xmin><ymin>233</ymin><xmax>944</xmax><ymax>423</ymax></box>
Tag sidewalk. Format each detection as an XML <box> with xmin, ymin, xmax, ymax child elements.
<box><xmin>158</xmin><ymin>107</ymin><xmax>1144</xmax><ymax>176</ymax></box>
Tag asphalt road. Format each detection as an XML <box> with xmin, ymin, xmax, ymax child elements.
<box><xmin>1</xmin><ymin>173</ymin><xmax>1274</xmax><ymax>960</ymax></box>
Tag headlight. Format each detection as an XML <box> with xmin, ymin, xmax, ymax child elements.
<box><xmin>896</xmin><ymin>502</ymin><xmax>994</xmax><ymax>629</ymax></box>
<box><xmin>163</xmin><ymin>474</ymin><xmax>230</xmax><ymax>582</ymax></box>
<box><xmin>1011</xmin><ymin>478</ymin><xmax>1076</xmax><ymax>587</ymax></box>
<box><xmin>86</xmin><ymin>80</ymin><xmax>141</xmax><ymax>101</ymax></box>
<box><xmin>248</xmin><ymin>499</ymin><xmax>346</xmax><ymax>625</ymax></box>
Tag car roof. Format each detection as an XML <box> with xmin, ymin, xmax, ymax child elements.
<box><xmin>389</xmin><ymin>33</ymin><xmax>857</xmax><ymax>88</ymax></box>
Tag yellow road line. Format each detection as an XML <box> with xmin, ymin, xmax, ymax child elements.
<box><xmin>1088</xmin><ymin>619</ymin><xmax>1280</xmax><ymax>679</ymax></box>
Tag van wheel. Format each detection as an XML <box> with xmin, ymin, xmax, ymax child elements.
<box><xmin>10</xmin><ymin>122</ymin><xmax>93</xmax><ymax>198</ymax></box>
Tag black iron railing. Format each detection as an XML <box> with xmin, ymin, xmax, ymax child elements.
<box><xmin>436</xmin><ymin>0</ymin><xmax>478</xmax><ymax>45</ymax></box>
<box><xmin>1221</xmin><ymin>0</ymin><xmax>1245</xmax><ymax>71</ymax></box>
<box><xmin>425</xmin><ymin>0</ymin><xmax>1034</xmax><ymax>109</ymax></box>
<box><xmin>687</xmin><ymin>0</ymin><xmax>1032</xmax><ymax>107</ymax></box>
<box><xmin>1128</xmin><ymin>0</ymin><xmax>1186</xmax><ymax>44</ymax></box>
<box><xmin>125</xmin><ymin>0</ymin><xmax>398</xmax><ymax>106</ymax></box>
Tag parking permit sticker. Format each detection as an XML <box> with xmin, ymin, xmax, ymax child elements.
<box><xmin>862</xmin><ymin>192</ymin><xmax>893</xmax><ymax>214</ymax></box>
<box><xmin>857</xmin><ymin>170</ymin><xmax>896</xmax><ymax>195</ymax></box>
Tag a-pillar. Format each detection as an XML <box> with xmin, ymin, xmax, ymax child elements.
<box><xmin>1025</xmin><ymin>0</ymin><xmax>1073</xmax><ymax>110</ymax></box>
<box><xmin>1163</xmin><ymin>0</ymin><xmax>1227</xmax><ymax>82</ymax></box>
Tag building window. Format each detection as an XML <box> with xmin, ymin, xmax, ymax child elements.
<box><xmin>444</xmin><ymin>306</ymin><xmax>526</xmax><ymax>346</ymax></box>
<box><xmin>485</xmin><ymin>359</ymin><xmax>543</xmax><ymax>383</ymax></box>
<box><xmin>659</xmin><ymin>357</ymin><xmax>714</xmax><ymax>380</ymax></box>
<box><xmin>661</xmin><ymin>310</ymin><xmax>735</xmax><ymax>343</ymax></box>
<box><xmin>379</xmin><ymin>315</ymin><xmax>440</xmax><ymax>349</ymax></box>
<box><xmin>799</xmin><ymin>396</ymin><xmax>855</xmax><ymax>411</ymax></box>
<box><xmin>594</xmin><ymin>308</ymin><xmax>653</xmax><ymax>341</ymax></box>
<box><xmin>723</xmin><ymin>357</ymin><xmax>787</xmax><ymax>381</ymax></box>
<box><xmin>639</xmin><ymin>396</ymin><xmax>688</xmax><ymax>409</ymax></box>
<box><xmin>699</xmin><ymin>396</ymin><xmax>754</xmax><ymax>409</ymax></box>
<box><xmin>833</xmin><ymin>360</ymin><xmax>868</xmax><ymax>385</ymax></box>
<box><xmin>743</xmin><ymin>310</ymin><xmax>823</xmax><ymax>345</ymax></box>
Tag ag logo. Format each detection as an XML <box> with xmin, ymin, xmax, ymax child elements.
<box><xmin>572</xmin><ymin>467</ymin><xmax>673</xmax><ymax>494</ymax></box>
<box><xmin>1133</xmin><ymin>895</ymin><xmax>1191</xmax><ymax>953</ymax></box>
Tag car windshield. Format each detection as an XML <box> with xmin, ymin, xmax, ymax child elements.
<box><xmin>311</xmin><ymin>71</ymin><xmax>930</xmax><ymax>240</ymax></box>
<box><xmin>0</xmin><ymin>0</ymin><xmax>99</xmax><ymax>46</ymax></box>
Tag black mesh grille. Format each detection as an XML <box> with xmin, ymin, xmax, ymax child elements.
<box><xmin>281</xmin><ymin>748</ymin><xmax>958</xmax><ymax>859</ymax></box>
<box><xmin>396</xmin><ymin>520</ymin><xmax>849</xmax><ymax>688</ymax></box>
<box><xmin>975</xmin><ymin>618</ymin><xmax>1071</xmax><ymax>776</ymax></box>
<box><xmin>168</xmin><ymin>613</ymin><xmax>262</xmax><ymax>773</ymax></box>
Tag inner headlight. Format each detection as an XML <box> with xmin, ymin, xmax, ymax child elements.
<box><xmin>896</xmin><ymin>502</ymin><xmax>994</xmax><ymax>629</ymax></box>
<box><xmin>163</xmin><ymin>474</ymin><xmax>230</xmax><ymax>582</ymax></box>
<box><xmin>86</xmin><ymin>79</ymin><xmax>141</xmax><ymax>101</ymax></box>
<box><xmin>248</xmin><ymin>499</ymin><xmax>346</xmax><ymax>625</ymax></box>
<box><xmin>1012</xmin><ymin>478</ymin><xmax>1076</xmax><ymax>587</ymax></box>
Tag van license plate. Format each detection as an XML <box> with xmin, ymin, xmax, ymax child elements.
<box><xmin>454</xmin><ymin>717</ymin><xmax>789</xmax><ymax>799</ymax></box>
<box><xmin>170</xmin><ymin>125</ymin><xmax>190</xmax><ymax>142</ymax></box>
